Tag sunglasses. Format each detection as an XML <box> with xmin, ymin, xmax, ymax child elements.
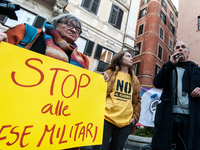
<box><xmin>59</xmin><ymin>20</ymin><xmax>82</xmax><ymax>35</ymax></box>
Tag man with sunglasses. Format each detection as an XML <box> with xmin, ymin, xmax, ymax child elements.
<box><xmin>151</xmin><ymin>41</ymin><xmax>200</xmax><ymax>150</ymax></box>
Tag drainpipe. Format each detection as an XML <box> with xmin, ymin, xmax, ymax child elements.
<box><xmin>121</xmin><ymin>0</ymin><xmax>133</xmax><ymax>51</ymax></box>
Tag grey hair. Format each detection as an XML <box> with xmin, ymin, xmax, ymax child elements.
<box><xmin>174</xmin><ymin>41</ymin><xmax>190</xmax><ymax>52</ymax></box>
<box><xmin>50</xmin><ymin>14</ymin><xmax>82</xmax><ymax>34</ymax></box>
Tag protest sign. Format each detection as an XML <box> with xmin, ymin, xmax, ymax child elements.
<box><xmin>138</xmin><ymin>86</ymin><xmax>162</xmax><ymax>127</ymax></box>
<box><xmin>0</xmin><ymin>42</ymin><xmax>107</xmax><ymax>150</ymax></box>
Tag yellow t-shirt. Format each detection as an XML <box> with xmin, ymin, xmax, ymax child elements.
<box><xmin>105</xmin><ymin>71</ymin><xmax>133</xmax><ymax>128</ymax></box>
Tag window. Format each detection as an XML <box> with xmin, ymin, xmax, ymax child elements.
<box><xmin>99</xmin><ymin>48</ymin><xmax>113</xmax><ymax>63</ymax></box>
<box><xmin>198</xmin><ymin>16</ymin><xmax>200</xmax><ymax>31</ymax></box>
<box><xmin>94</xmin><ymin>44</ymin><xmax>115</xmax><ymax>72</ymax></box>
<box><xmin>169</xmin><ymin>39</ymin><xmax>173</xmax><ymax>50</ymax></box>
<box><xmin>81</xmin><ymin>0</ymin><xmax>100</xmax><ymax>15</ymax></box>
<box><xmin>75</xmin><ymin>37</ymin><xmax>95</xmax><ymax>56</ymax></box>
<box><xmin>141</xmin><ymin>0</ymin><xmax>149</xmax><ymax>7</ymax></box>
<box><xmin>135</xmin><ymin>42</ymin><xmax>141</xmax><ymax>56</ymax></box>
<box><xmin>161</xmin><ymin>0</ymin><xmax>167</xmax><ymax>12</ymax></box>
<box><xmin>138</xmin><ymin>24</ymin><xmax>144</xmax><ymax>36</ymax></box>
<box><xmin>158</xmin><ymin>45</ymin><xmax>162</xmax><ymax>60</ymax></box>
<box><xmin>76</xmin><ymin>37</ymin><xmax>87</xmax><ymax>54</ymax></box>
<box><xmin>160</xmin><ymin>27</ymin><xmax>164</xmax><ymax>40</ymax></box>
<box><xmin>170</xmin><ymin>12</ymin><xmax>174</xmax><ymax>23</ymax></box>
<box><xmin>160</xmin><ymin>11</ymin><xmax>166</xmax><ymax>25</ymax></box>
<box><xmin>155</xmin><ymin>65</ymin><xmax>161</xmax><ymax>75</ymax></box>
<box><xmin>139</xmin><ymin>7</ymin><xmax>147</xmax><ymax>19</ymax></box>
<box><xmin>133</xmin><ymin>62</ymin><xmax>140</xmax><ymax>76</ymax></box>
<box><xmin>170</xmin><ymin>23</ymin><xmax>175</xmax><ymax>35</ymax></box>
<box><xmin>1</xmin><ymin>8</ymin><xmax>45</xmax><ymax>28</ymax></box>
<box><xmin>109</xmin><ymin>4</ymin><xmax>124</xmax><ymax>30</ymax></box>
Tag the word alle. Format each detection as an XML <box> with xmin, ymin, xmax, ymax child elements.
<box><xmin>0</xmin><ymin>58</ymin><xmax>98</xmax><ymax>148</ymax></box>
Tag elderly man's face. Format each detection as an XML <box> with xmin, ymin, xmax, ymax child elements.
<box><xmin>56</xmin><ymin>19</ymin><xmax>81</xmax><ymax>44</ymax></box>
<box><xmin>175</xmin><ymin>42</ymin><xmax>189</xmax><ymax>62</ymax></box>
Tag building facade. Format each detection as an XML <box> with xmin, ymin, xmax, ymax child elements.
<box><xmin>177</xmin><ymin>0</ymin><xmax>200</xmax><ymax>65</ymax></box>
<box><xmin>133</xmin><ymin>0</ymin><xmax>178</xmax><ymax>86</ymax></box>
<box><xmin>0</xmin><ymin>0</ymin><xmax>140</xmax><ymax>72</ymax></box>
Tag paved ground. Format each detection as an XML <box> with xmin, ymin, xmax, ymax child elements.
<box><xmin>123</xmin><ymin>145</ymin><xmax>141</xmax><ymax>150</ymax></box>
<box><xmin>80</xmin><ymin>145</ymin><xmax>141</xmax><ymax>150</ymax></box>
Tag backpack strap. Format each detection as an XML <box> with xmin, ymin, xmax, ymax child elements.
<box><xmin>18</xmin><ymin>23</ymin><xmax>38</xmax><ymax>48</ymax></box>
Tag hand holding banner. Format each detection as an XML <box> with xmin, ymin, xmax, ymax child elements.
<box><xmin>0</xmin><ymin>42</ymin><xmax>106</xmax><ymax>150</ymax></box>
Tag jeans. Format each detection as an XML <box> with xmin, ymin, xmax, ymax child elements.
<box><xmin>93</xmin><ymin>119</ymin><xmax>133</xmax><ymax>150</ymax></box>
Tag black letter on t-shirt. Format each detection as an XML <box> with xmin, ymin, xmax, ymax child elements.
<box><xmin>124</xmin><ymin>82</ymin><xmax>132</xmax><ymax>94</ymax></box>
<box><xmin>116</xmin><ymin>80</ymin><xmax>124</xmax><ymax>92</ymax></box>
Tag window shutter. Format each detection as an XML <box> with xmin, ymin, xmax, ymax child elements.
<box><xmin>0</xmin><ymin>15</ymin><xmax>7</xmax><ymax>24</ymax></box>
<box><xmin>84</xmin><ymin>40</ymin><xmax>94</xmax><ymax>56</ymax></box>
<box><xmin>96</xmin><ymin>61</ymin><xmax>108</xmax><ymax>72</ymax></box>
<box><xmin>109</xmin><ymin>5</ymin><xmax>116</xmax><ymax>26</ymax></box>
<box><xmin>82</xmin><ymin>0</ymin><xmax>92</xmax><ymax>10</ymax></box>
<box><xmin>108</xmin><ymin>4</ymin><xmax>123</xmax><ymax>29</ymax></box>
<box><xmin>94</xmin><ymin>44</ymin><xmax>102</xmax><ymax>59</ymax></box>
<box><xmin>82</xmin><ymin>0</ymin><xmax>100</xmax><ymax>15</ymax></box>
<box><xmin>33</xmin><ymin>15</ymin><xmax>46</xmax><ymax>28</ymax></box>
<box><xmin>116</xmin><ymin>9</ymin><xmax>123</xmax><ymax>29</ymax></box>
<box><xmin>91</xmin><ymin>0</ymin><xmax>100</xmax><ymax>14</ymax></box>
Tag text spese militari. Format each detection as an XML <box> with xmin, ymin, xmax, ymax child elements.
<box><xmin>0</xmin><ymin>42</ymin><xmax>106</xmax><ymax>150</ymax></box>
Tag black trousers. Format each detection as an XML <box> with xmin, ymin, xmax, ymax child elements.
<box><xmin>172</xmin><ymin>113</ymin><xmax>189</xmax><ymax>150</ymax></box>
<box><xmin>153</xmin><ymin>113</ymin><xmax>190</xmax><ymax>150</ymax></box>
<box><xmin>93</xmin><ymin>119</ymin><xmax>133</xmax><ymax>150</ymax></box>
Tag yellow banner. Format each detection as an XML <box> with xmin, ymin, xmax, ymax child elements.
<box><xmin>0</xmin><ymin>42</ymin><xmax>106</xmax><ymax>150</ymax></box>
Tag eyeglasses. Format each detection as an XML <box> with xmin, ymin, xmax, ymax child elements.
<box><xmin>175</xmin><ymin>45</ymin><xmax>186</xmax><ymax>49</ymax></box>
<box><xmin>59</xmin><ymin>21</ymin><xmax>82</xmax><ymax>35</ymax></box>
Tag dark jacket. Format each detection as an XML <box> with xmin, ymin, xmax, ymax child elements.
<box><xmin>151</xmin><ymin>61</ymin><xmax>200</xmax><ymax>150</ymax></box>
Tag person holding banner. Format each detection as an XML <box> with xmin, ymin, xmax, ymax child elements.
<box><xmin>93</xmin><ymin>50</ymin><xmax>141</xmax><ymax>150</ymax></box>
<box><xmin>0</xmin><ymin>14</ymin><xmax>89</xmax><ymax>150</ymax></box>
<box><xmin>0</xmin><ymin>14</ymin><xmax>89</xmax><ymax>70</ymax></box>
<box><xmin>151</xmin><ymin>41</ymin><xmax>200</xmax><ymax>150</ymax></box>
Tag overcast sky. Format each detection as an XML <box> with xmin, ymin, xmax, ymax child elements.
<box><xmin>171</xmin><ymin>0</ymin><xmax>179</xmax><ymax>10</ymax></box>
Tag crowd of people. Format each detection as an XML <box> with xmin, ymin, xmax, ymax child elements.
<box><xmin>1</xmin><ymin>13</ymin><xmax>200</xmax><ymax>150</ymax></box>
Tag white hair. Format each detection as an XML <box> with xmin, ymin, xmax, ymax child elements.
<box><xmin>50</xmin><ymin>14</ymin><xmax>82</xmax><ymax>34</ymax></box>
<box><xmin>174</xmin><ymin>41</ymin><xmax>190</xmax><ymax>52</ymax></box>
